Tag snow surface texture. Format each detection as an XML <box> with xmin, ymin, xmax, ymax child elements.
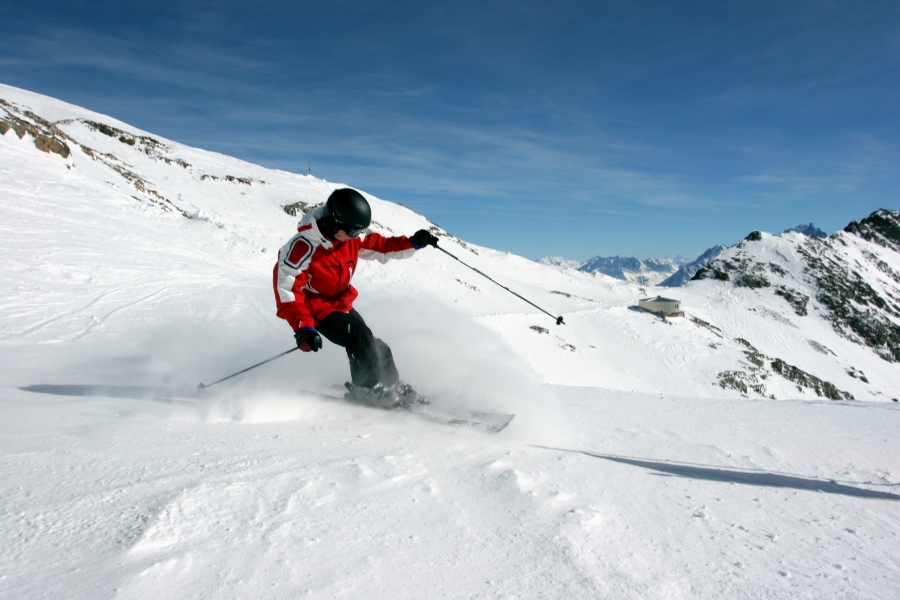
<box><xmin>2</xmin><ymin>83</ymin><xmax>899</xmax><ymax>599</ymax></box>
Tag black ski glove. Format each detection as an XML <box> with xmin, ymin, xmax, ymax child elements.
<box><xmin>411</xmin><ymin>229</ymin><xmax>438</xmax><ymax>249</ymax></box>
<box><xmin>295</xmin><ymin>327</ymin><xmax>323</xmax><ymax>352</ymax></box>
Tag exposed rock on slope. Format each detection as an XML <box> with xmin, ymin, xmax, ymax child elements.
<box><xmin>844</xmin><ymin>209</ymin><xmax>900</xmax><ymax>254</ymax></box>
<box><xmin>1</xmin><ymin>99</ymin><xmax>71</xmax><ymax>158</ymax></box>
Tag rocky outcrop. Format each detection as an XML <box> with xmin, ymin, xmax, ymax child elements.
<box><xmin>201</xmin><ymin>174</ymin><xmax>265</xmax><ymax>185</ymax></box>
<box><xmin>79</xmin><ymin>119</ymin><xmax>191</xmax><ymax>168</ymax></box>
<box><xmin>1</xmin><ymin>100</ymin><xmax>71</xmax><ymax>158</ymax></box>
<box><xmin>844</xmin><ymin>209</ymin><xmax>900</xmax><ymax>254</ymax></box>
<box><xmin>283</xmin><ymin>200</ymin><xmax>319</xmax><ymax>217</ymax></box>
<box><xmin>1</xmin><ymin>98</ymin><xmax>195</xmax><ymax>216</ymax></box>
<box><xmin>798</xmin><ymin>235</ymin><xmax>900</xmax><ymax>363</ymax></box>
<box><xmin>715</xmin><ymin>336</ymin><xmax>853</xmax><ymax>400</ymax></box>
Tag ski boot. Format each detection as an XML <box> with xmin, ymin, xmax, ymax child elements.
<box><xmin>393</xmin><ymin>383</ymin><xmax>429</xmax><ymax>408</ymax></box>
<box><xmin>344</xmin><ymin>382</ymin><xmax>429</xmax><ymax>409</ymax></box>
<box><xmin>344</xmin><ymin>382</ymin><xmax>405</xmax><ymax>409</ymax></box>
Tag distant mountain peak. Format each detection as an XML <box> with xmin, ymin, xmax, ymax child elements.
<box><xmin>575</xmin><ymin>255</ymin><xmax>684</xmax><ymax>285</ymax></box>
<box><xmin>784</xmin><ymin>223</ymin><xmax>827</xmax><ymax>238</ymax></box>
<box><xmin>538</xmin><ymin>256</ymin><xmax>582</xmax><ymax>269</ymax></box>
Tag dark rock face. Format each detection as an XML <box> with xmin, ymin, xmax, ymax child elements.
<box><xmin>774</xmin><ymin>285</ymin><xmax>809</xmax><ymax>316</ymax></box>
<box><xmin>769</xmin><ymin>358</ymin><xmax>851</xmax><ymax>400</ymax></box>
<box><xmin>844</xmin><ymin>209</ymin><xmax>900</xmax><ymax>254</ymax></box>
<box><xmin>715</xmin><ymin>337</ymin><xmax>853</xmax><ymax>400</ymax></box>
<box><xmin>798</xmin><ymin>236</ymin><xmax>900</xmax><ymax>363</ymax></box>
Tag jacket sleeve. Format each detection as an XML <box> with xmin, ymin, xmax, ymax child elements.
<box><xmin>273</xmin><ymin>231</ymin><xmax>317</xmax><ymax>331</ymax></box>
<box><xmin>358</xmin><ymin>233</ymin><xmax>418</xmax><ymax>264</ymax></box>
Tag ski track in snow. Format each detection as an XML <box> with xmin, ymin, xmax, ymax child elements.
<box><xmin>2</xmin><ymin>83</ymin><xmax>899</xmax><ymax>599</ymax></box>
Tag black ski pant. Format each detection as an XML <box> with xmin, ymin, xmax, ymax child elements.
<box><xmin>316</xmin><ymin>309</ymin><xmax>400</xmax><ymax>389</ymax></box>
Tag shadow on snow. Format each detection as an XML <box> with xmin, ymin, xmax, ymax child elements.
<box><xmin>534</xmin><ymin>447</ymin><xmax>900</xmax><ymax>501</ymax></box>
<box><xmin>19</xmin><ymin>384</ymin><xmax>198</xmax><ymax>404</ymax></box>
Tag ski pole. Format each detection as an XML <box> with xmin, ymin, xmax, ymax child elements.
<box><xmin>434</xmin><ymin>242</ymin><xmax>565</xmax><ymax>325</ymax></box>
<box><xmin>197</xmin><ymin>347</ymin><xmax>298</xmax><ymax>390</ymax></box>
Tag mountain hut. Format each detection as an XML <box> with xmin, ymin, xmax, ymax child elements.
<box><xmin>639</xmin><ymin>296</ymin><xmax>684</xmax><ymax>317</ymax></box>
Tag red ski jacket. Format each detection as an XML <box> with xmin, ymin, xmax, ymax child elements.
<box><xmin>273</xmin><ymin>207</ymin><xmax>417</xmax><ymax>331</ymax></box>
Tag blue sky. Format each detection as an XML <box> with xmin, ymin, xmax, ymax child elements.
<box><xmin>1</xmin><ymin>1</ymin><xmax>897</xmax><ymax>261</ymax></box>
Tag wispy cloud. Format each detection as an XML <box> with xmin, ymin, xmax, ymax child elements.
<box><xmin>736</xmin><ymin>135</ymin><xmax>899</xmax><ymax>197</ymax></box>
<box><xmin>2</xmin><ymin>1</ymin><xmax>896</xmax><ymax>259</ymax></box>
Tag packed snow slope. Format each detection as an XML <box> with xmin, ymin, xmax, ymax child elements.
<box><xmin>2</xmin><ymin>83</ymin><xmax>899</xmax><ymax>599</ymax></box>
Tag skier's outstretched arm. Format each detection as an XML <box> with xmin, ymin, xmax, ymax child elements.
<box><xmin>358</xmin><ymin>229</ymin><xmax>436</xmax><ymax>263</ymax></box>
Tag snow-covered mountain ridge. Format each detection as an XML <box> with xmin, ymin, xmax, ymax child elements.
<box><xmin>551</xmin><ymin>223</ymin><xmax>826</xmax><ymax>287</ymax></box>
<box><xmin>576</xmin><ymin>255</ymin><xmax>686</xmax><ymax>285</ymax></box>
<box><xmin>541</xmin><ymin>253</ymin><xmax>691</xmax><ymax>285</ymax></box>
<box><xmin>694</xmin><ymin>214</ymin><xmax>900</xmax><ymax>366</ymax></box>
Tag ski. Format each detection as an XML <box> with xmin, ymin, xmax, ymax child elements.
<box><xmin>300</xmin><ymin>388</ymin><xmax>515</xmax><ymax>433</ymax></box>
<box><xmin>407</xmin><ymin>407</ymin><xmax>516</xmax><ymax>433</ymax></box>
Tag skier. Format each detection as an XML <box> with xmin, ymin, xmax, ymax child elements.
<box><xmin>273</xmin><ymin>188</ymin><xmax>438</xmax><ymax>408</ymax></box>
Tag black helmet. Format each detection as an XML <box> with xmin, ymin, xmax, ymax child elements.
<box><xmin>318</xmin><ymin>188</ymin><xmax>372</xmax><ymax>239</ymax></box>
